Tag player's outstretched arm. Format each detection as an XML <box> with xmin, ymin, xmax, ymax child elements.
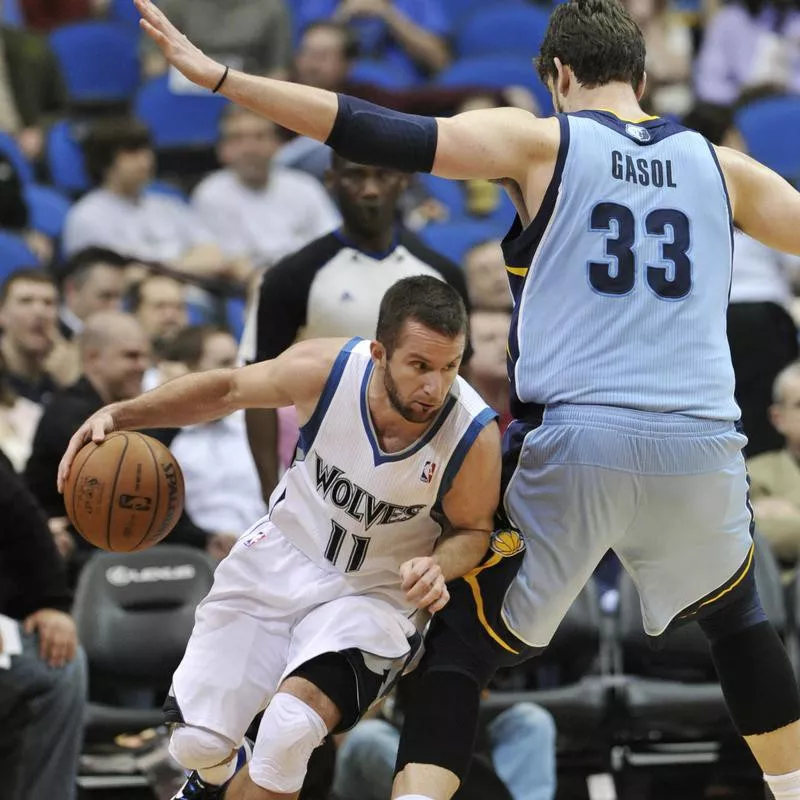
<box><xmin>134</xmin><ymin>0</ymin><xmax>551</xmax><ymax>184</ymax></box>
<box><xmin>57</xmin><ymin>339</ymin><xmax>346</xmax><ymax>492</ymax></box>
<box><xmin>717</xmin><ymin>145</ymin><xmax>800</xmax><ymax>256</ymax></box>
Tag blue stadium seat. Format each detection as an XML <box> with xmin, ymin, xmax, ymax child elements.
<box><xmin>0</xmin><ymin>233</ymin><xmax>39</xmax><ymax>274</ymax></box>
<box><xmin>736</xmin><ymin>96</ymin><xmax>800</xmax><ymax>182</ymax></box>
<box><xmin>348</xmin><ymin>59</ymin><xmax>415</xmax><ymax>90</ymax></box>
<box><xmin>2</xmin><ymin>0</ymin><xmax>23</xmax><ymax>27</ymax></box>
<box><xmin>456</xmin><ymin>5</ymin><xmax>550</xmax><ymax>58</ymax></box>
<box><xmin>0</xmin><ymin>132</ymin><xmax>34</xmax><ymax>184</ymax></box>
<box><xmin>419</xmin><ymin>173</ymin><xmax>516</xmax><ymax>228</ymax></box>
<box><xmin>46</xmin><ymin>120</ymin><xmax>90</xmax><ymax>195</ymax></box>
<box><xmin>24</xmin><ymin>184</ymin><xmax>72</xmax><ymax>239</ymax></box>
<box><xmin>226</xmin><ymin>296</ymin><xmax>246</xmax><ymax>341</ymax></box>
<box><xmin>110</xmin><ymin>0</ymin><xmax>143</xmax><ymax>29</ymax></box>
<box><xmin>135</xmin><ymin>76</ymin><xmax>229</xmax><ymax>149</ymax></box>
<box><xmin>439</xmin><ymin>0</ymin><xmax>510</xmax><ymax>29</ymax></box>
<box><xmin>436</xmin><ymin>56</ymin><xmax>553</xmax><ymax>116</ymax></box>
<box><xmin>49</xmin><ymin>22</ymin><xmax>140</xmax><ymax>105</ymax></box>
<box><xmin>419</xmin><ymin>219</ymin><xmax>508</xmax><ymax>265</ymax></box>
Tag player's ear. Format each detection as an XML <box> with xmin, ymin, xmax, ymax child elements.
<box><xmin>769</xmin><ymin>403</ymin><xmax>786</xmax><ymax>435</ymax></box>
<box><xmin>554</xmin><ymin>57</ymin><xmax>569</xmax><ymax>98</ymax></box>
<box><xmin>636</xmin><ymin>72</ymin><xmax>648</xmax><ymax>102</ymax></box>
<box><xmin>370</xmin><ymin>340</ymin><xmax>387</xmax><ymax>367</ymax></box>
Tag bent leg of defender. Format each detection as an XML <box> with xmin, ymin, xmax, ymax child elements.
<box><xmin>614</xmin><ymin>460</ymin><xmax>800</xmax><ymax>800</ymax></box>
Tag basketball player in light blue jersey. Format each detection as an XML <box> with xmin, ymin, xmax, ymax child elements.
<box><xmin>135</xmin><ymin>0</ymin><xmax>800</xmax><ymax>797</ymax></box>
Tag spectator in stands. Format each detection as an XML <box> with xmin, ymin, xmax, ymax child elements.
<box><xmin>297</xmin><ymin>0</ymin><xmax>451</xmax><ymax>80</ymax></box>
<box><xmin>141</xmin><ymin>0</ymin><xmax>292</xmax><ymax>79</ymax></box>
<box><xmin>464</xmin><ymin>239</ymin><xmax>512</xmax><ymax>311</ymax></box>
<box><xmin>63</xmin><ymin>118</ymin><xmax>243</xmax><ymax>283</ymax></box>
<box><xmin>0</xmin><ymin>269</ymin><xmax>59</xmax><ymax>404</ymax></box>
<box><xmin>622</xmin><ymin>0</ymin><xmax>693</xmax><ymax>114</ymax></box>
<box><xmin>241</xmin><ymin>153</ymin><xmax>470</xmax><ymax>499</ymax></box>
<box><xmin>19</xmin><ymin>0</ymin><xmax>109</xmax><ymax>33</ymax></box>
<box><xmin>192</xmin><ymin>105</ymin><xmax>340</xmax><ymax>270</ymax></box>
<box><xmin>0</xmin><ymin>152</ymin><xmax>53</xmax><ymax>266</ymax></box>
<box><xmin>127</xmin><ymin>273</ymin><xmax>188</xmax><ymax>347</ymax></box>
<box><xmin>0</xmin><ymin>452</ymin><xmax>86</xmax><ymax>800</ymax></box>
<box><xmin>749</xmin><ymin>362</ymin><xmax>800</xmax><ymax>578</ymax></box>
<box><xmin>157</xmin><ymin>325</ymin><xmax>267</xmax><ymax>559</ymax></box>
<box><xmin>59</xmin><ymin>247</ymin><xmax>127</xmax><ymax>340</ymax></box>
<box><xmin>0</xmin><ymin>349</ymin><xmax>41</xmax><ymax>472</ymax></box>
<box><xmin>25</xmin><ymin>311</ymin><xmax>211</xmax><ymax>575</ymax></box>
<box><xmin>470</xmin><ymin>309</ymin><xmax>512</xmax><ymax>432</ymax></box>
<box><xmin>281</xmin><ymin>21</ymin><xmax>493</xmax><ymax>179</ymax></box>
<box><xmin>0</xmin><ymin>14</ymin><xmax>66</xmax><ymax>159</ymax></box>
<box><xmin>695</xmin><ymin>0</ymin><xmax>800</xmax><ymax>104</ymax></box>
<box><xmin>684</xmin><ymin>102</ymin><xmax>800</xmax><ymax>456</ymax></box>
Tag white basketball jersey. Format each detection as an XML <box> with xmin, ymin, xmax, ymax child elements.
<box><xmin>267</xmin><ymin>338</ymin><xmax>497</xmax><ymax>613</ymax></box>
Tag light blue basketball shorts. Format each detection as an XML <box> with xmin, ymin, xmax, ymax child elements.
<box><xmin>500</xmin><ymin>404</ymin><xmax>754</xmax><ymax>646</ymax></box>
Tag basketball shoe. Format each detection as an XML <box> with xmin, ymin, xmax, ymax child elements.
<box><xmin>171</xmin><ymin>740</ymin><xmax>252</xmax><ymax>799</ymax></box>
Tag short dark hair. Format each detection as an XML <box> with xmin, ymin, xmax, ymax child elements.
<box><xmin>83</xmin><ymin>117</ymin><xmax>151</xmax><ymax>184</ymax></box>
<box><xmin>62</xmin><ymin>247</ymin><xmax>129</xmax><ymax>288</ymax></box>
<box><xmin>158</xmin><ymin>324</ymin><xmax>228</xmax><ymax>368</ymax></box>
<box><xmin>682</xmin><ymin>103</ymin><xmax>735</xmax><ymax>146</ymax></box>
<box><xmin>125</xmin><ymin>273</ymin><xmax>183</xmax><ymax>313</ymax></box>
<box><xmin>536</xmin><ymin>0</ymin><xmax>646</xmax><ymax>92</ymax></box>
<box><xmin>376</xmin><ymin>276</ymin><xmax>467</xmax><ymax>357</ymax></box>
<box><xmin>302</xmin><ymin>20</ymin><xmax>359</xmax><ymax>61</ymax></box>
<box><xmin>0</xmin><ymin>269</ymin><xmax>56</xmax><ymax>306</ymax></box>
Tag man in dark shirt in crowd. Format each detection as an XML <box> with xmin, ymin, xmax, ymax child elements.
<box><xmin>0</xmin><ymin>269</ymin><xmax>60</xmax><ymax>405</ymax></box>
<box><xmin>0</xmin><ymin>451</ymin><xmax>85</xmax><ymax>800</ymax></box>
<box><xmin>25</xmin><ymin>310</ymin><xmax>211</xmax><ymax>579</ymax></box>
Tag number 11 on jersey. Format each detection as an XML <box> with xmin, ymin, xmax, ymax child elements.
<box><xmin>325</xmin><ymin>520</ymin><xmax>371</xmax><ymax>572</ymax></box>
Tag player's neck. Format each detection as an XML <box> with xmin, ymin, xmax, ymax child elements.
<box><xmin>367</xmin><ymin>369</ymin><xmax>435</xmax><ymax>452</ymax></box>
<box><xmin>568</xmin><ymin>83</ymin><xmax>648</xmax><ymax>122</ymax></box>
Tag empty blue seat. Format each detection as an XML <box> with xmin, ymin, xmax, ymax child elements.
<box><xmin>419</xmin><ymin>173</ymin><xmax>516</xmax><ymax>229</ymax></box>
<box><xmin>226</xmin><ymin>296</ymin><xmax>247</xmax><ymax>341</ymax></box>
<box><xmin>437</xmin><ymin>56</ymin><xmax>553</xmax><ymax>115</ymax></box>
<box><xmin>456</xmin><ymin>5</ymin><xmax>550</xmax><ymax>58</ymax></box>
<box><xmin>46</xmin><ymin>120</ymin><xmax>90</xmax><ymax>195</ymax></box>
<box><xmin>0</xmin><ymin>132</ymin><xmax>33</xmax><ymax>184</ymax></box>
<box><xmin>736</xmin><ymin>96</ymin><xmax>800</xmax><ymax>182</ymax></box>
<box><xmin>0</xmin><ymin>233</ymin><xmax>40</xmax><ymax>274</ymax></box>
<box><xmin>110</xmin><ymin>0</ymin><xmax>142</xmax><ymax>30</ymax></box>
<box><xmin>135</xmin><ymin>76</ymin><xmax>229</xmax><ymax>149</ymax></box>
<box><xmin>419</xmin><ymin>219</ymin><xmax>508</xmax><ymax>265</ymax></box>
<box><xmin>24</xmin><ymin>184</ymin><xmax>71</xmax><ymax>239</ymax></box>
<box><xmin>50</xmin><ymin>22</ymin><xmax>139</xmax><ymax>104</ymax></box>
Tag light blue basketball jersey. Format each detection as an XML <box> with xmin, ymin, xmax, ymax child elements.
<box><xmin>503</xmin><ymin>111</ymin><xmax>739</xmax><ymax>421</ymax></box>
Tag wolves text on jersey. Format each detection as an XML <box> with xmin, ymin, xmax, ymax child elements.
<box><xmin>314</xmin><ymin>452</ymin><xmax>427</xmax><ymax>530</ymax></box>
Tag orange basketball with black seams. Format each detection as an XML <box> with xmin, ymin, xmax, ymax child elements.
<box><xmin>64</xmin><ymin>431</ymin><xmax>185</xmax><ymax>552</ymax></box>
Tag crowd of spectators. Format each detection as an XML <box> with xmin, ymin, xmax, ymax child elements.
<box><xmin>2</xmin><ymin>0</ymin><xmax>800</xmax><ymax>797</ymax></box>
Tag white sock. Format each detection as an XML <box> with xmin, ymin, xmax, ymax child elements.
<box><xmin>765</xmin><ymin>767</ymin><xmax>800</xmax><ymax>799</ymax></box>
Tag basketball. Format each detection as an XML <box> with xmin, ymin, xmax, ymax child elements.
<box><xmin>64</xmin><ymin>431</ymin><xmax>185</xmax><ymax>552</ymax></box>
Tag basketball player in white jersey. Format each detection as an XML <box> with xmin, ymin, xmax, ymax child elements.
<box><xmin>57</xmin><ymin>276</ymin><xmax>501</xmax><ymax>800</ymax></box>
<box><xmin>130</xmin><ymin>0</ymin><xmax>800</xmax><ymax>797</ymax></box>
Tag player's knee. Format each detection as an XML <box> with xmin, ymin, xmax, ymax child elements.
<box><xmin>697</xmin><ymin>575</ymin><xmax>766</xmax><ymax>643</ymax></box>
<box><xmin>249</xmin><ymin>692</ymin><xmax>328</xmax><ymax>793</ymax></box>
<box><xmin>168</xmin><ymin>725</ymin><xmax>237</xmax><ymax>772</ymax></box>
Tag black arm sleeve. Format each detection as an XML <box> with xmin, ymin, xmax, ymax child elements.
<box><xmin>326</xmin><ymin>94</ymin><xmax>439</xmax><ymax>174</ymax></box>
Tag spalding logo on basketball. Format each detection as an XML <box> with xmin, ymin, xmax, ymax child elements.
<box><xmin>490</xmin><ymin>529</ymin><xmax>525</xmax><ymax>558</ymax></box>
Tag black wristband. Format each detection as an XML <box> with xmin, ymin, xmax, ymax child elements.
<box><xmin>212</xmin><ymin>65</ymin><xmax>229</xmax><ymax>94</ymax></box>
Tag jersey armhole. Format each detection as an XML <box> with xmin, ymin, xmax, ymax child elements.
<box><xmin>298</xmin><ymin>337</ymin><xmax>362</xmax><ymax>453</ymax></box>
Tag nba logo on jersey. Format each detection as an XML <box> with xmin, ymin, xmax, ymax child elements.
<box><xmin>420</xmin><ymin>461</ymin><xmax>437</xmax><ymax>484</ymax></box>
<box><xmin>625</xmin><ymin>123</ymin><xmax>651</xmax><ymax>142</ymax></box>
